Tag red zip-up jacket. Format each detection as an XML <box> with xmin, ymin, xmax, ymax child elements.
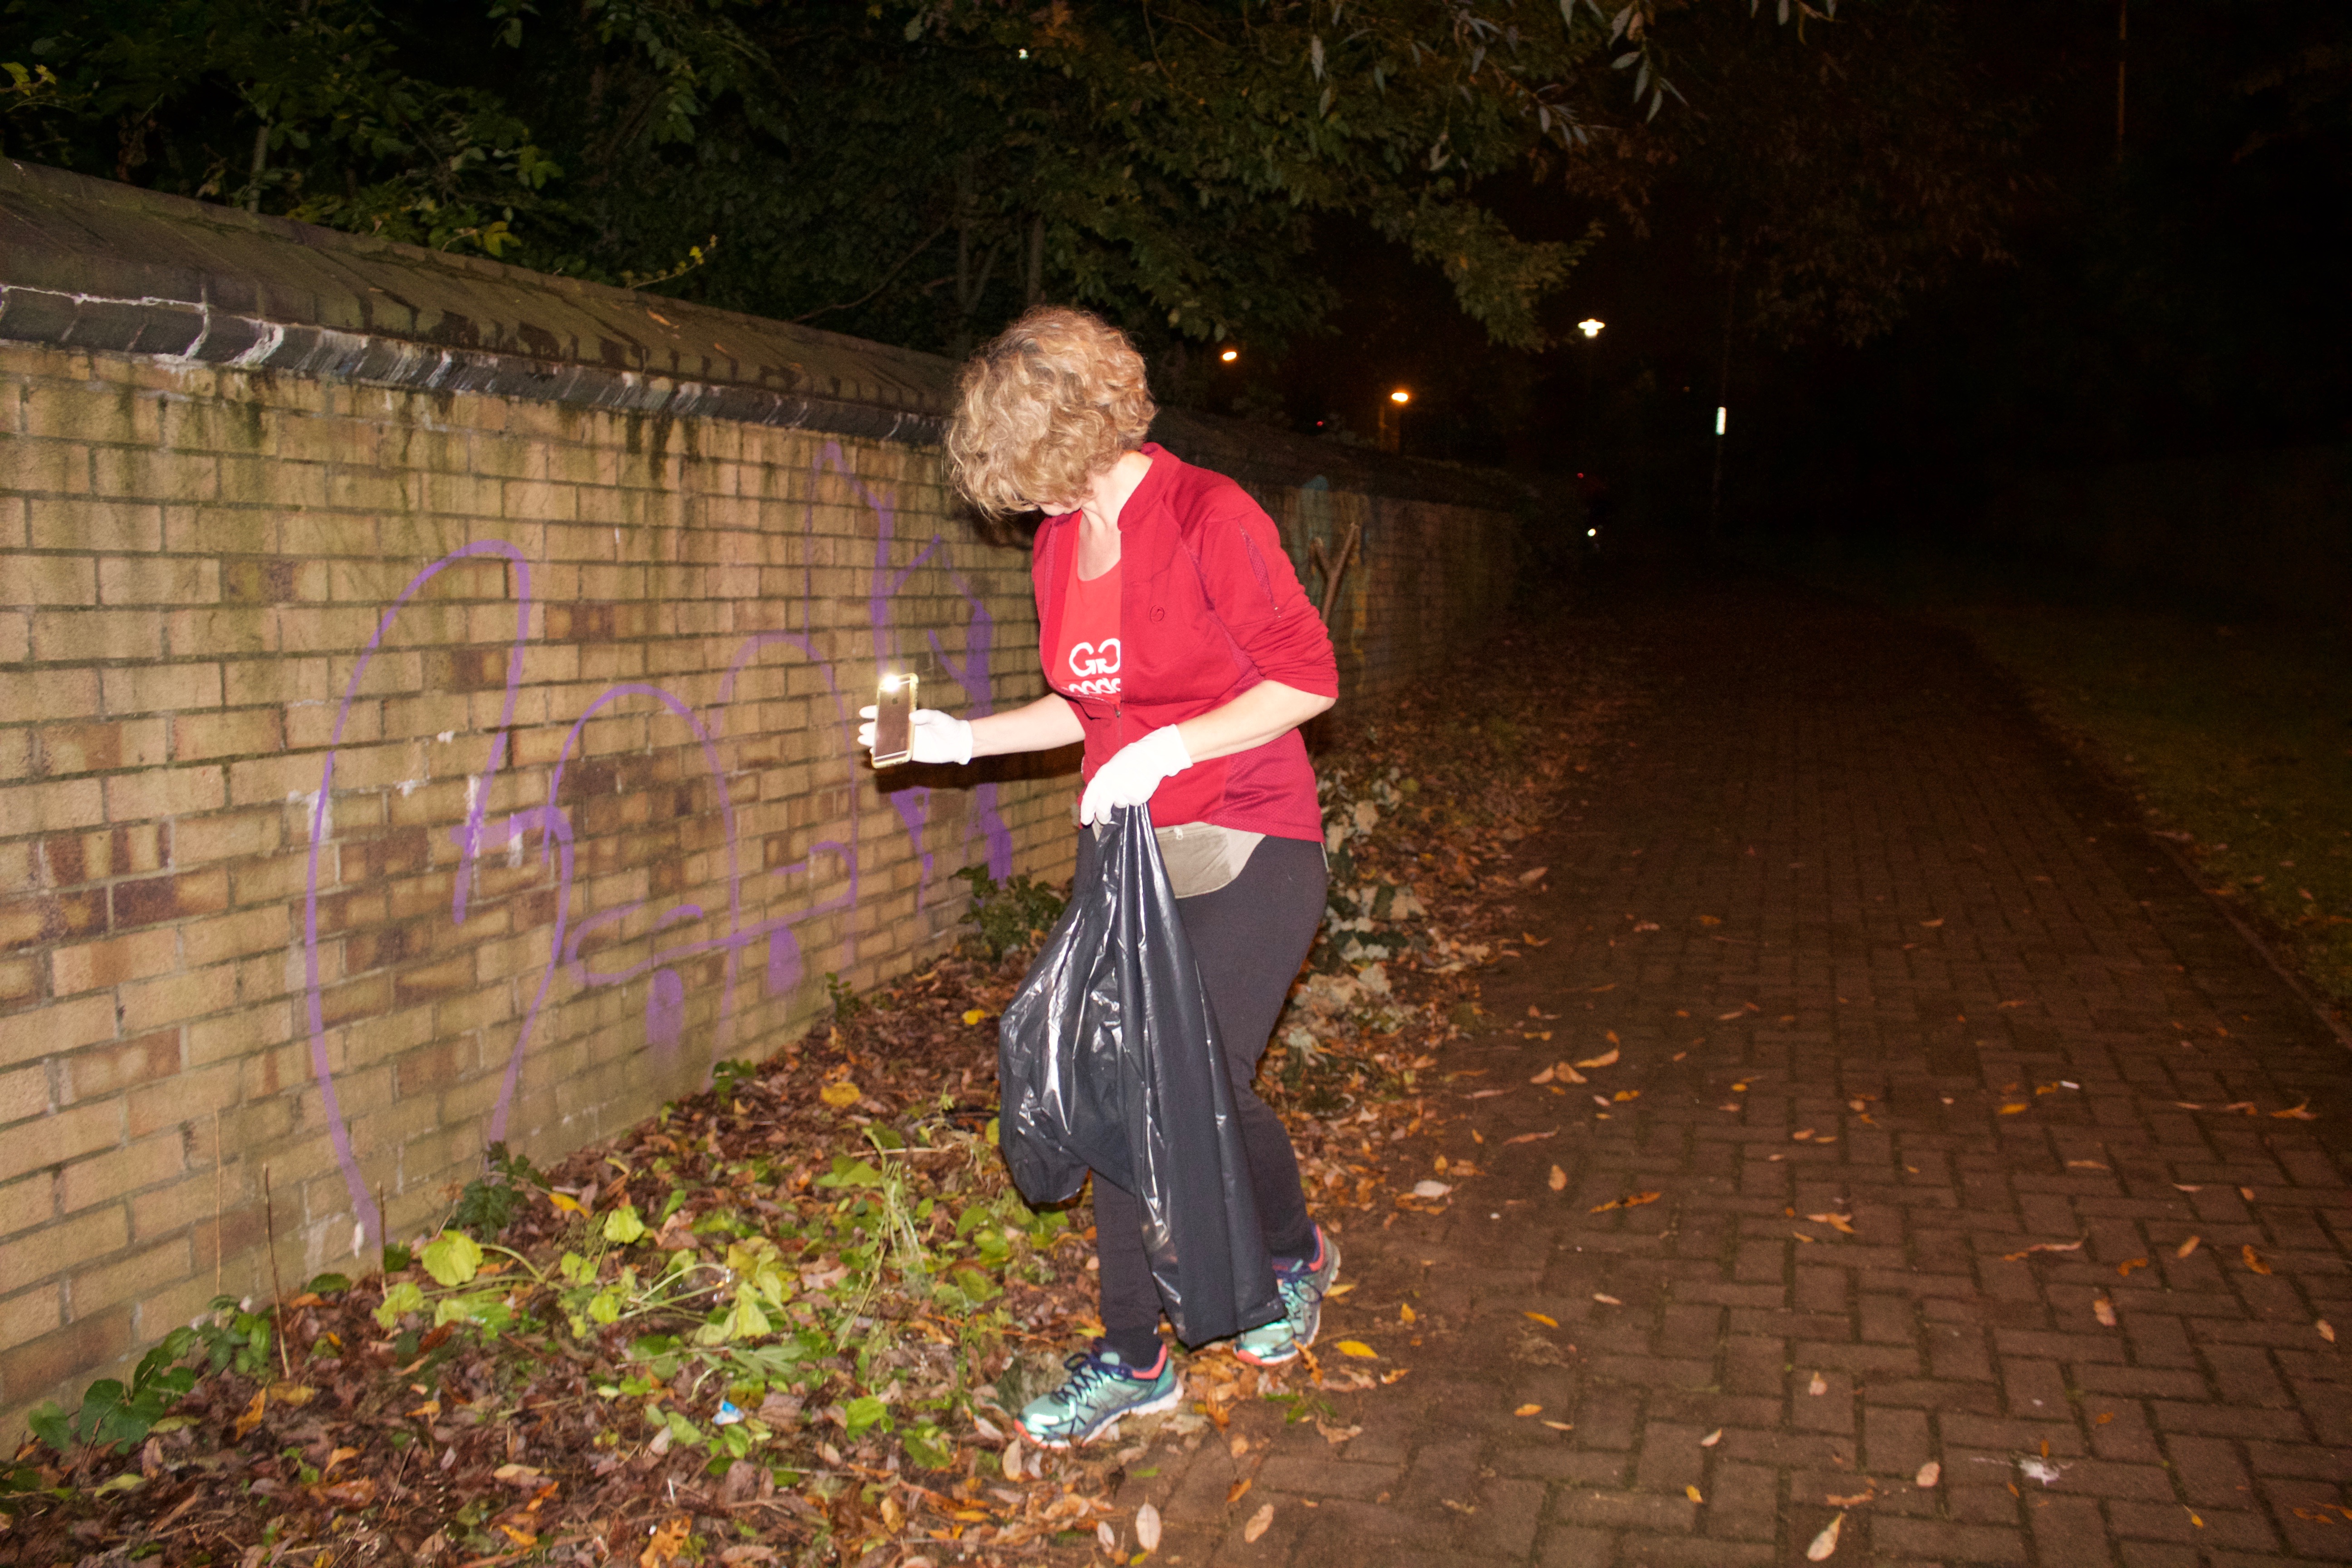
<box><xmin>1032</xmin><ymin>443</ymin><xmax>1337</xmax><ymax>843</ymax></box>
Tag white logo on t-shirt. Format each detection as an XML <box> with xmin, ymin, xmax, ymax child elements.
<box><xmin>1068</xmin><ymin>639</ymin><xmax>1121</xmax><ymax>679</ymax></box>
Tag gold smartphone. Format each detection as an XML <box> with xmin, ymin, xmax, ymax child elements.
<box><xmin>872</xmin><ymin>674</ymin><xmax>917</xmax><ymax>767</ymax></box>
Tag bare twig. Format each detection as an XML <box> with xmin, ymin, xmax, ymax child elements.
<box><xmin>263</xmin><ymin>1166</ymin><xmax>293</xmax><ymax>1380</ymax></box>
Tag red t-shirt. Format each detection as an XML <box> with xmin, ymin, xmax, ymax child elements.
<box><xmin>1052</xmin><ymin>557</ymin><xmax>1122</xmax><ymax>703</ymax></box>
<box><xmin>1032</xmin><ymin>445</ymin><xmax>1337</xmax><ymax>843</ymax></box>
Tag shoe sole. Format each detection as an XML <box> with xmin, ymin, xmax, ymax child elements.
<box><xmin>1013</xmin><ymin>1377</ymin><xmax>1183</xmax><ymax>1451</ymax></box>
<box><xmin>1234</xmin><ymin>1236</ymin><xmax>1341</xmax><ymax>1368</ymax></box>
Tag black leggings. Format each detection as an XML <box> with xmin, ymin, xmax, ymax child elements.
<box><xmin>1080</xmin><ymin>830</ymin><xmax>1328</xmax><ymax>1360</ymax></box>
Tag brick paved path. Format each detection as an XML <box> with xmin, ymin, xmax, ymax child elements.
<box><xmin>1118</xmin><ymin>578</ymin><xmax>2352</xmax><ymax>1567</ymax></box>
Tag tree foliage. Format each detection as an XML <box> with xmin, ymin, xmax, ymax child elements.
<box><xmin>2</xmin><ymin>0</ymin><xmax>2002</xmax><ymax>362</ymax></box>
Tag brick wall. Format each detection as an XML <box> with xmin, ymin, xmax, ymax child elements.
<box><xmin>0</xmin><ymin>163</ymin><xmax>1535</xmax><ymax>1432</ymax></box>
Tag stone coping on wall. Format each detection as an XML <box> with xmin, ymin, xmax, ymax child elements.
<box><xmin>0</xmin><ymin>159</ymin><xmax>1538</xmax><ymax>512</ymax></box>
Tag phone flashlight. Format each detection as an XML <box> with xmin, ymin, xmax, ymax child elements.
<box><xmin>872</xmin><ymin>673</ymin><xmax>917</xmax><ymax>767</ymax></box>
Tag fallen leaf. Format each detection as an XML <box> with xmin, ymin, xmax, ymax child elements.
<box><xmin>1244</xmin><ymin>1502</ymin><xmax>1275</xmax><ymax>1542</ymax></box>
<box><xmin>1612</xmin><ymin>1088</ymin><xmax>1641</xmax><ymax>1102</ymax></box>
<box><xmin>1921</xmin><ymin>917</ymin><xmax>1944</xmax><ymax>928</ymax></box>
<box><xmin>1575</xmin><ymin>1048</ymin><xmax>1621</xmax><ymax>1069</ymax></box>
<box><xmin>1916</xmin><ymin>1460</ymin><xmax>1941</xmax><ymax>1488</ymax></box>
<box><xmin>1686</xmin><ymin>1485</ymin><xmax>1705</xmax><ymax>1503</ymax></box>
<box><xmin>642</xmin><ymin>1516</ymin><xmax>692</xmax><ymax>1568</ymax></box>
<box><xmin>962</xmin><ymin>1007</ymin><xmax>992</xmax><ymax>1026</ymax></box>
<box><xmin>1466</xmin><ymin>1088</ymin><xmax>1510</xmax><ymax>1099</ymax></box>
<box><xmin>1097</xmin><ymin>1520</ymin><xmax>1117</xmax><ymax>1553</ymax></box>
<box><xmin>1806</xmin><ymin>1212</ymin><xmax>1857</xmax><ymax>1235</ymax></box>
<box><xmin>2320</xmin><ymin>1320</ymin><xmax>2337</xmax><ymax>1343</ymax></box>
<box><xmin>1518</xmin><ymin>866</ymin><xmax>1549</xmax><ymax>884</ymax></box>
<box><xmin>1792</xmin><ymin>1128</ymin><xmax>1815</xmax><ymax>1142</ymax></box>
<box><xmin>2241</xmin><ymin>1186</ymin><xmax>2256</xmax><ymax>1200</ymax></box>
<box><xmin>1590</xmin><ymin>1192</ymin><xmax>1661</xmax><ymax>1213</ymax></box>
<box><xmin>818</xmin><ymin>1081</ymin><xmax>860</xmax><ymax>1109</ymax></box>
<box><xmin>1335</xmin><ymin>1341</ymin><xmax>1379</xmax><ymax>1358</ymax></box>
<box><xmin>2274</xmin><ymin>1101</ymin><xmax>2318</xmax><ymax>1120</ymax></box>
<box><xmin>2117</xmin><ymin>1258</ymin><xmax>2149</xmax><ymax>1276</ymax></box>
<box><xmin>1227</xmin><ymin>1477</ymin><xmax>1253</xmax><ymax>1505</ymax></box>
<box><xmin>1548</xmin><ymin>1165</ymin><xmax>1568</xmax><ymax>1191</ymax></box>
<box><xmin>1592</xmin><ymin>1293</ymin><xmax>1622</xmax><ymax>1306</ymax></box>
<box><xmin>1999</xmin><ymin>1103</ymin><xmax>2029</xmax><ymax>1115</ymax></box>
<box><xmin>1231</xmin><ymin>1433</ymin><xmax>1251</xmax><ymax>1458</ymax></box>
<box><xmin>2065</xmin><ymin>1160</ymin><xmax>2108</xmax><ymax>1170</ymax></box>
<box><xmin>1700</xmin><ymin>1428</ymin><xmax>1723</xmax><ymax>1447</ymax></box>
<box><xmin>1807</xmin><ymin>1372</ymin><xmax>1828</xmax><ymax>1395</ymax></box>
<box><xmin>1807</xmin><ymin>1513</ymin><xmax>1844</xmax><ymax>1561</ymax></box>
<box><xmin>2242</xmin><ymin>1244</ymin><xmax>2272</xmax><ymax>1275</ymax></box>
<box><xmin>2093</xmin><ymin>1296</ymin><xmax>2117</xmax><ymax>1326</ymax></box>
<box><xmin>1399</xmin><ymin>1303</ymin><xmax>1415</xmax><ymax>1322</ymax></box>
<box><xmin>1411</xmin><ymin>1180</ymin><xmax>1452</xmax><ymax>1199</ymax></box>
<box><xmin>1542</xmin><ymin>1419</ymin><xmax>1574</xmax><ymax>1431</ymax></box>
<box><xmin>1717</xmin><ymin>1010</ymin><xmax>1746</xmax><ymax>1022</ymax></box>
<box><xmin>1503</xmin><ymin>1129</ymin><xmax>1557</xmax><ymax>1145</ymax></box>
<box><xmin>1524</xmin><ymin>1312</ymin><xmax>1559</xmax><ymax>1327</ymax></box>
<box><xmin>1530</xmin><ymin>1067</ymin><xmax>1556</xmax><ymax>1085</ymax></box>
<box><xmin>2176</xmin><ymin>1235</ymin><xmax>2201</xmax><ymax>1259</ymax></box>
<box><xmin>1137</xmin><ymin>1502</ymin><xmax>1162</xmax><ymax>1551</ymax></box>
<box><xmin>232</xmin><ymin>1389</ymin><xmax>267</xmax><ymax>1441</ymax></box>
<box><xmin>2001</xmin><ymin>1236</ymin><xmax>2087</xmax><ymax>1262</ymax></box>
<box><xmin>1557</xmin><ymin>1064</ymin><xmax>1588</xmax><ymax>1084</ymax></box>
<box><xmin>1515</xmin><ymin>1404</ymin><xmax>1544</xmax><ymax>1417</ymax></box>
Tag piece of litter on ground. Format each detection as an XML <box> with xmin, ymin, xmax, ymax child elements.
<box><xmin>2019</xmin><ymin>1457</ymin><xmax>2064</xmax><ymax>1486</ymax></box>
<box><xmin>1806</xmin><ymin>1514</ymin><xmax>1844</xmax><ymax>1561</ymax></box>
<box><xmin>1915</xmin><ymin>1460</ymin><xmax>1940</xmax><ymax>1488</ymax></box>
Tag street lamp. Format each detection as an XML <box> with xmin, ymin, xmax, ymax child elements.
<box><xmin>1378</xmin><ymin>388</ymin><xmax>1411</xmax><ymax>452</ymax></box>
<box><xmin>1578</xmin><ymin>318</ymin><xmax>1605</xmax><ymax>338</ymax></box>
<box><xmin>1389</xmin><ymin>389</ymin><xmax>1411</xmax><ymax>404</ymax></box>
<box><xmin>1220</xmin><ymin>348</ymin><xmax>1238</xmax><ymax>363</ymax></box>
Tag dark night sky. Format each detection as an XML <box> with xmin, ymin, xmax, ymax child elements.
<box><xmin>1203</xmin><ymin>0</ymin><xmax>2351</xmax><ymax>552</ymax></box>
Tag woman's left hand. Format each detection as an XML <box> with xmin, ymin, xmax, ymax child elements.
<box><xmin>1079</xmin><ymin>726</ymin><xmax>1193</xmax><ymax>826</ymax></box>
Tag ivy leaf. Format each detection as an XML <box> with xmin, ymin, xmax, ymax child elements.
<box><xmin>603</xmin><ymin>1204</ymin><xmax>647</xmax><ymax>1245</ymax></box>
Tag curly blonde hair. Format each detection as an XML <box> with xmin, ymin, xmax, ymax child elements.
<box><xmin>946</xmin><ymin>307</ymin><xmax>1157</xmax><ymax>518</ymax></box>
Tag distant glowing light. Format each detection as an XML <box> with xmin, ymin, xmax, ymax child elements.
<box><xmin>1715</xmin><ymin>405</ymin><xmax>1728</xmax><ymax>436</ymax></box>
<box><xmin>1587</xmin><ymin>528</ymin><xmax>1598</xmax><ymax>538</ymax></box>
<box><xmin>1578</xmin><ymin>318</ymin><xmax>1605</xmax><ymax>339</ymax></box>
<box><xmin>1389</xmin><ymin>389</ymin><xmax>1411</xmax><ymax>405</ymax></box>
<box><xmin>1220</xmin><ymin>348</ymin><xmax>1238</xmax><ymax>363</ymax></box>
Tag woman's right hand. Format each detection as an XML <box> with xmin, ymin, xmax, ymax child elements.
<box><xmin>856</xmin><ymin>707</ymin><xmax>975</xmax><ymax>765</ymax></box>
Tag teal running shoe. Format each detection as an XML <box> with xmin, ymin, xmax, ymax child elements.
<box><xmin>1014</xmin><ymin>1343</ymin><xmax>1181</xmax><ymax>1450</ymax></box>
<box><xmin>1234</xmin><ymin>1227</ymin><xmax>1340</xmax><ymax>1367</ymax></box>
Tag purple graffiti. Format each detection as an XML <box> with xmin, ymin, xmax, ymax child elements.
<box><xmin>303</xmin><ymin>443</ymin><xmax>1012</xmax><ymax>1246</ymax></box>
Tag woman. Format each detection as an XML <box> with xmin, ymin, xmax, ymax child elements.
<box><xmin>858</xmin><ymin>306</ymin><xmax>1340</xmax><ymax>1449</ymax></box>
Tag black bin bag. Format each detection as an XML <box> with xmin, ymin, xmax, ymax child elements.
<box><xmin>996</xmin><ymin>806</ymin><xmax>1284</xmax><ymax>1346</ymax></box>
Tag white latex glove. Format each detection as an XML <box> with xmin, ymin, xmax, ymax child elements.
<box><xmin>1078</xmin><ymin>726</ymin><xmax>1192</xmax><ymax>826</ymax></box>
<box><xmin>856</xmin><ymin>706</ymin><xmax>975</xmax><ymax>765</ymax></box>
